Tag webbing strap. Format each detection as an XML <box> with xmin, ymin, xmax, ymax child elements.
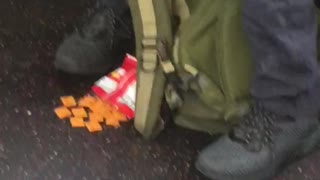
<box><xmin>135</xmin><ymin>0</ymin><xmax>189</xmax><ymax>134</ymax></box>
<box><xmin>135</xmin><ymin>0</ymin><xmax>158</xmax><ymax>132</ymax></box>
<box><xmin>158</xmin><ymin>41</ymin><xmax>184</xmax><ymax>100</ymax></box>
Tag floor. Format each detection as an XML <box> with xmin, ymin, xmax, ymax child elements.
<box><xmin>0</xmin><ymin>0</ymin><xmax>320</xmax><ymax>179</ymax></box>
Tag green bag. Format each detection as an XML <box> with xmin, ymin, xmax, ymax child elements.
<box><xmin>128</xmin><ymin>0</ymin><xmax>320</xmax><ymax>139</ymax></box>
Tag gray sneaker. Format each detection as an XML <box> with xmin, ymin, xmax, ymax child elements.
<box><xmin>196</xmin><ymin>103</ymin><xmax>320</xmax><ymax>180</ymax></box>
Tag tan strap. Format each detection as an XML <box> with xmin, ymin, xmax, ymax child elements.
<box><xmin>161</xmin><ymin>61</ymin><xmax>175</xmax><ymax>73</ymax></box>
<box><xmin>184</xmin><ymin>64</ymin><xmax>199</xmax><ymax>76</ymax></box>
<box><xmin>134</xmin><ymin>0</ymin><xmax>159</xmax><ymax>133</ymax></box>
<box><xmin>138</xmin><ymin>0</ymin><xmax>157</xmax><ymax>39</ymax></box>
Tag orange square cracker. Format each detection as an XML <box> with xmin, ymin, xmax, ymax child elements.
<box><xmin>60</xmin><ymin>96</ymin><xmax>77</xmax><ymax>107</ymax></box>
<box><xmin>106</xmin><ymin>118</ymin><xmax>120</xmax><ymax>128</ymax></box>
<box><xmin>71</xmin><ymin>107</ymin><xmax>88</xmax><ymax>118</ymax></box>
<box><xmin>70</xmin><ymin>117</ymin><xmax>85</xmax><ymax>128</ymax></box>
<box><xmin>89</xmin><ymin>112</ymin><xmax>104</xmax><ymax>123</ymax></box>
<box><xmin>85</xmin><ymin>121</ymin><xmax>103</xmax><ymax>132</ymax></box>
<box><xmin>78</xmin><ymin>95</ymin><xmax>97</xmax><ymax>108</ymax></box>
<box><xmin>54</xmin><ymin>106</ymin><xmax>72</xmax><ymax>119</ymax></box>
<box><xmin>90</xmin><ymin>101</ymin><xmax>110</xmax><ymax>115</ymax></box>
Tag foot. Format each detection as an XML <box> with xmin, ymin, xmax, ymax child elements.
<box><xmin>54</xmin><ymin>5</ymin><xmax>135</xmax><ymax>75</ymax></box>
<box><xmin>196</xmin><ymin>103</ymin><xmax>320</xmax><ymax>180</ymax></box>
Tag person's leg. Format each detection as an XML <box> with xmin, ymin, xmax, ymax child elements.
<box><xmin>196</xmin><ymin>1</ymin><xmax>320</xmax><ymax>179</ymax></box>
<box><xmin>246</xmin><ymin>0</ymin><xmax>320</xmax><ymax>117</ymax></box>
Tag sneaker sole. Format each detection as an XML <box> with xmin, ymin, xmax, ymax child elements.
<box><xmin>196</xmin><ymin>125</ymin><xmax>320</xmax><ymax>180</ymax></box>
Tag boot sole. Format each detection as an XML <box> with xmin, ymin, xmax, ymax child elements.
<box><xmin>196</xmin><ymin>125</ymin><xmax>320</xmax><ymax>180</ymax></box>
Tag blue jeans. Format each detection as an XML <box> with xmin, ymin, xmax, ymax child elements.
<box><xmin>242</xmin><ymin>0</ymin><xmax>320</xmax><ymax>117</ymax></box>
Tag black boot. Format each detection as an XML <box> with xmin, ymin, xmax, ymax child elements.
<box><xmin>196</xmin><ymin>103</ymin><xmax>320</xmax><ymax>180</ymax></box>
<box><xmin>54</xmin><ymin>3</ymin><xmax>135</xmax><ymax>75</ymax></box>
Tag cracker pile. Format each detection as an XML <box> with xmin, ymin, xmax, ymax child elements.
<box><xmin>54</xmin><ymin>95</ymin><xmax>128</xmax><ymax>133</ymax></box>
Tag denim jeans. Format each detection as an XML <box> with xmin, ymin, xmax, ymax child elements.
<box><xmin>242</xmin><ymin>0</ymin><xmax>320</xmax><ymax>117</ymax></box>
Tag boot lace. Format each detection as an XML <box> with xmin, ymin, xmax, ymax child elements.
<box><xmin>230</xmin><ymin>103</ymin><xmax>282</xmax><ymax>152</ymax></box>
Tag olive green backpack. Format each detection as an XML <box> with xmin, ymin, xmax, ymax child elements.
<box><xmin>128</xmin><ymin>0</ymin><xmax>320</xmax><ymax>139</ymax></box>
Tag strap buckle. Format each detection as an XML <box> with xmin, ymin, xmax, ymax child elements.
<box><xmin>141</xmin><ymin>37</ymin><xmax>158</xmax><ymax>73</ymax></box>
<box><xmin>141</xmin><ymin>38</ymin><xmax>185</xmax><ymax>102</ymax></box>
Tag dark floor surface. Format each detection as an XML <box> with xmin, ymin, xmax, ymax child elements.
<box><xmin>0</xmin><ymin>0</ymin><xmax>320</xmax><ymax>180</ymax></box>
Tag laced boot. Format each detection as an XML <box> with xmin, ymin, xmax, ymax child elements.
<box><xmin>54</xmin><ymin>4</ymin><xmax>135</xmax><ymax>74</ymax></box>
<box><xmin>196</xmin><ymin>103</ymin><xmax>320</xmax><ymax>180</ymax></box>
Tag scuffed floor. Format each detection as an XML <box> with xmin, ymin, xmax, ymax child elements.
<box><xmin>0</xmin><ymin>0</ymin><xmax>319</xmax><ymax>179</ymax></box>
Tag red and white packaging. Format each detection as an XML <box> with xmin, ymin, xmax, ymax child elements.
<box><xmin>91</xmin><ymin>54</ymin><xmax>137</xmax><ymax>119</ymax></box>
